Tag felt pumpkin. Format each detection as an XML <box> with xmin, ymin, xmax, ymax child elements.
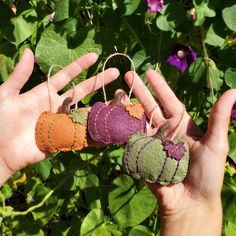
<box><xmin>35</xmin><ymin>104</ymin><xmax>89</xmax><ymax>153</ymax></box>
<box><xmin>87</xmin><ymin>101</ymin><xmax>147</xmax><ymax>145</ymax></box>
<box><xmin>123</xmin><ymin>132</ymin><xmax>189</xmax><ymax>185</ymax></box>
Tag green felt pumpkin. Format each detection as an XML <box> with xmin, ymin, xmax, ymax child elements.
<box><xmin>123</xmin><ymin>132</ymin><xmax>190</xmax><ymax>185</ymax></box>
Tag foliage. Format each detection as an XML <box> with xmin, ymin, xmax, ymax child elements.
<box><xmin>0</xmin><ymin>0</ymin><xmax>235</xmax><ymax>235</ymax></box>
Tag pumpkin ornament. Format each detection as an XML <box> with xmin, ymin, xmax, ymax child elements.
<box><xmin>123</xmin><ymin>107</ymin><xmax>190</xmax><ymax>185</ymax></box>
<box><xmin>87</xmin><ymin>53</ymin><xmax>147</xmax><ymax>145</ymax></box>
<box><xmin>35</xmin><ymin>65</ymin><xmax>89</xmax><ymax>153</ymax></box>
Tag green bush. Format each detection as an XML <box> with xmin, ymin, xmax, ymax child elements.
<box><xmin>0</xmin><ymin>0</ymin><xmax>235</xmax><ymax>235</ymax></box>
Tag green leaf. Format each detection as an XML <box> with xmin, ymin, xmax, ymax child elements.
<box><xmin>193</xmin><ymin>0</ymin><xmax>215</xmax><ymax>26</ymax></box>
<box><xmin>81</xmin><ymin>209</ymin><xmax>121</xmax><ymax>236</ymax></box>
<box><xmin>0</xmin><ymin>183</ymin><xmax>13</xmax><ymax>200</ymax></box>
<box><xmin>80</xmin><ymin>209</ymin><xmax>104</xmax><ymax>236</ymax></box>
<box><xmin>123</xmin><ymin>0</ymin><xmax>142</xmax><ymax>16</ymax></box>
<box><xmin>129</xmin><ymin>225</ymin><xmax>155</xmax><ymax>236</ymax></box>
<box><xmin>223</xmin><ymin>221</ymin><xmax>236</xmax><ymax>236</ymax></box>
<box><xmin>32</xmin><ymin>159</ymin><xmax>52</xmax><ymax>180</ymax></box>
<box><xmin>205</xmin><ymin>20</ymin><xmax>227</xmax><ymax>47</ymax></box>
<box><xmin>188</xmin><ymin>58</ymin><xmax>206</xmax><ymax>85</ymax></box>
<box><xmin>54</xmin><ymin>0</ymin><xmax>70</xmax><ymax>22</ymax></box>
<box><xmin>225</xmin><ymin>68</ymin><xmax>236</xmax><ymax>89</ymax></box>
<box><xmin>228</xmin><ymin>133</ymin><xmax>236</xmax><ymax>162</ymax></box>
<box><xmin>156</xmin><ymin>1</ymin><xmax>186</xmax><ymax>31</ymax></box>
<box><xmin>109</xmin><ymin>175</ymin><xmax>157</xmax><ymax>228</ymax></box>
<box><xmin>208</xmin><ymin>66</ymin><xmax>223</xmax><ymax>90</ymax></box>
<box><xmin>31</xmin><ymin>183</ymin><xmax>63</xmax><ymax>225</ymax></box>
<box><xmin>35</xmin><ymin>25</ymin><xmax>102</xmax><ymax>75</ymax></box>
<box><xmin>1</xmin><ymin>215</ymin><xmax>44</xmax><ymax>236</ymax></box>
<box><xmin>0</xmin><ymin>2</ymin><xmax>37</xmax><ymax>46</ymax></box>
<box><xmin>222</xmin><ymin>0</ymin><xmax>236</xmax><ymax>31</ymax></box>
<box><xmin>71</xmin><ymin>169</ymin><xmax>99</xmax><ymax>190</ymax></box>
<box><xmin>156</xmin><ymin>15</ymin><xmax>172</xmax><ymax>31</ymax></box>
<box><xmin>222</xmin><ymin>173</ymin><xmax>236</xmax><ymax>225</ymax></box>
<box><xmin>0</xmin><ymin>42</ymin><xmax>15</xmax><ymax>82</ymax></box>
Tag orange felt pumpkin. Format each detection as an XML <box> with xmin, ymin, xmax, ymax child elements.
<box><xmin>35</xmin><ymin>108</ymin><xmax>88</xmax><ymax>153</ymax></box>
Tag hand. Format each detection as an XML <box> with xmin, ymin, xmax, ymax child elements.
<box><xmin>0</xmin><ymin>49</ymin><xmax>119</xmax><ymax>185</ymax></box>
<box><xmin>125</xmin><ymin>69</ymin><xmax>236</xmax><ymax>235</ymax></box>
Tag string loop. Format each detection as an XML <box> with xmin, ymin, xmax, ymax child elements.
<box><xmin>102</xmin><ymin>52</ymin><xmax>136</xmax><ymax>103</ymax></box>
<box><xmin>47</xmin><ymin>65</ymin><xmax>78</xmax><ymax>112</ymax></box>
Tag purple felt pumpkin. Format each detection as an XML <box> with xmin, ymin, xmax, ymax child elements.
<box><xmin>87</xmin><ymin>102</ymin><xmax>147</xmax><ymax>145</ymax></box>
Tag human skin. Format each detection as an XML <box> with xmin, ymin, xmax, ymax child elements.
<box><xmin>0</xmin><ymin>49</ymin><xmax>119</xmax><ymax>186</ymax></box>
<box><xmin>125</xmin><ymin>69</ymin><xmax>236</xmax><ymax>236</ymax></box>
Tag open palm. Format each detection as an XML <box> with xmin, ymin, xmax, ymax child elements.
<box><xmin>0</xmin><ymin>49</ymin><xmax>119</xmax><ymax>176</ymax></box>
<box><xmin>125</xmin><ymin>69</ymin><xmax>236</xmax><ymax>213</ymax></box>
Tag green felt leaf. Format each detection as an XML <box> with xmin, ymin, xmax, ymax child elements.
<box><xmin>129</xmin><ymin>225</ymin><xmax>154</xmax><ymax>236</ymax></box>
<box><xmin>35</xmin><ymin>25</ymin><xmax>102</xmax><ymax>75</ymax></box>
<box><xmin>228</xmin><ymin>133</ymin><xmax>236</xmax><ymax>163</ymax></box>
<box><xmin>108</xmin><ymin>174</ymin><xmax>157</xmax><ymax>228</ymax></box>
<box><xmin>70</xmin><ymin>108</ymin><xmax>89</xmax><ymax>124</ymax></box>
<box><xmin>222</xmin><ymin>0</ymin><xmax>236</xmax><ymax>31</ymax></box>
<box><xmin>225</xmin><ymin>68</ymin><xmax>236</xmax><ymax>89</ymax></box>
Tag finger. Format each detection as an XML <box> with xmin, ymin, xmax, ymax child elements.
<box><xmin>204</xmin><ymin>89</ymin><xmax>236</xmax><ymax>148</ymax></box>
<box><xmin>60</xmin><ymin>68</ymin><xmax>120</xmax><ymax>102</ymax></box>
<box><xmin>49</xmin><ymin>52</ymin><xmax>99</xmax><ymax>92</ymax></box>
<box><xmin>2</xmin><ymin>48</ymin><xmax>34</xmax><ymax>96</ymax></box>
<box><xmin>145</xmin><ymin>70</ymin><xmax>183</xmax><ymax>117</ymax></box>
<box><xmin>125</xmin><ymin>71</ymin><xmax>166</xmax><ymax>126</ymax></box>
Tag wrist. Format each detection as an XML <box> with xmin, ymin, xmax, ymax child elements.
<box><xmin>160</xmin><ymin>198</ymin><xmax>222</xmax><ymax>236</ymax></box>
<box><xmin>0</xmin><ymin>158</ymin><xmax>14</xmax><ymax>187</ymax></box>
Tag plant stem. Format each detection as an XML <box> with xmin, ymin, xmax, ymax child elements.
<box><xmin>123</xmin><ymin>18</ymin><xmax>146</xmax><ymax>52</ymax></box>
<box><xmin>155</xmin><ymin>31</ymin><xmax>163</xmax><ymax>72</ymax></box>
<box><xmin>200</xmin><ymin>26</ymin><xmax>215</xmax><ymax>102</ymax></box>
<box><xmin>0</xmin><ymin>175</ymin><xmax>70</xmax><ymax>218</ymax></box>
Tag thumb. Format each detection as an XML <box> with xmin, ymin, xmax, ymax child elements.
<box><xmin>203</xmin><ymin>89</ymin><xmax>236</xmax><ymax>152</ymax></box>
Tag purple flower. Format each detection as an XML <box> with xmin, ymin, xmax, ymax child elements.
<box><xmin>167</xmin><ymin>44</ymin><xmax>197</xmax><ymax>73</ymax></box>
<box><xmin>162</xmin><ymin>140</ymin><xmax>186</xmax><ymax>161</ymax></box>
<box><xmin>146</xmin><ymin>0</ymin><xmax>163</xmax><ymax>14</ymax></box>
<box><xmin>231</xmin><ymin>102</ymin><xmax>236</xmax><ymax>119</ymax></box>
<box><xmin>227</xmin><ymin>156</ymin><xmax>236</xmax><ymax>169</ymax></box>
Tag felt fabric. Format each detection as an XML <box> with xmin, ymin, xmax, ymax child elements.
<box><xmin>88</xmin><ymin>102</ymin><xmax>147</xmax><ymax>145</ymax></box>
<box><xmin>35</xmin><ymin>111</ymin><xmax>87</xmax><ymax>153</ymax></box>
<box><xmin>123</xmin><ymin>132</ymin><xmax>190</xmax><ymax>185</ymax></box>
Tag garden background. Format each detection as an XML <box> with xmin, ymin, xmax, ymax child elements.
<box><xmin>0</xmin><ymin>0</ymin><xmax>236</xmax><ymax>235</ymax></box>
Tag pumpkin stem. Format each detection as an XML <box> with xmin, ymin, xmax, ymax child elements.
<box><xmin>110</xmin><ymin>91</ymin><xmax>126</xmax><ymax>106</ymax></box>
<box><xmin>154</xmin><ymin>123</ymin><xmax>170</xmax><ymax>140</ymax></box>
<box><xmin>59</xmin><ymin>97</ymin><xmax>73</xmax><ymax>114</ymax></box>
